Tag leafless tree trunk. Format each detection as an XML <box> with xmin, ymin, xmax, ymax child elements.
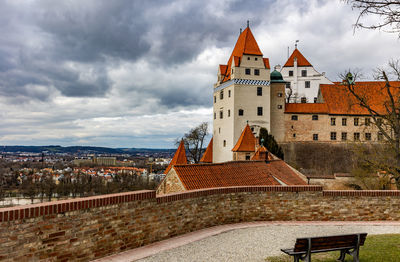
<box><xmin>177</xmin><ymin>122</ymin><xmax>209</xmax><ymax>163</ymax></box>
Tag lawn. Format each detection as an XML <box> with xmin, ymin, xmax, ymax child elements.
<box><xmin>266</xmin><ymin>234</ymin><xmax>400</xmax><ymax>262</ymax></box>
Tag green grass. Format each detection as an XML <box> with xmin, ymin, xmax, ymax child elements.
<box><xmin>266</xmin><ymin>234</ymin><xmax>400</xmax><ymax>262</ymax></box>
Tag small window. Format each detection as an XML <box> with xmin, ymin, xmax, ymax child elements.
<box><xmin>293</xmin><ymin>133</ymin><xmax>296</xmax><ymax>138</ymax></box>
<box><xmin>289</xmin><ymin>70</ymin><xmax>293</xmax><ymax>77</ymax></box>
<box><xmin>257</xmin><ymin>107</ymin><xmax>263</xmax><ymax>116</ymax></box>
<box><xmin>245</xmin><ymin>154</ymin><xmax>251</xmax><ymax>160</ymax></box>
<box><xmin>354</xmin><ymin>118</ymin><xmax>359</xmax><ymax>126</ymax></box>
<box><xmin>223</xmin><ymin>140</ymin><xmax>226</xmax><ymax>147</ymax></box>
<box><xmin>245</xmin><ymin>68</ymin><xmax>251</xmax><ymax>75</ymax></box>
<box><xmin>365</xmin><ymin>118</ymin><xmax>371</xmax><ymax>126</ymax></box>
<box><xmin>277</xmin><ymin>105</ymin><xmax>282</xmax><ymax>109</ymax></box>
<box><xmin>312</xmin><ymin>115</ymin><xmax>318</xmax><ymax>120</ymax></box>
<box><xmin>214</xmin><ymin>113</ymin><xmax>216</xmax><ymax>119</ymax></box>
<box><xmin>219</xmin><ymin>127</ymin><xmax>221</xmax><ymax>134</ymax></box>
<box><xmin>342</xmin><ymin>132</ymin><xmax>347</xmax><ymax>141</ymax></box>
<box><xmin>365</xmin><ymin>133</ymin><xmax>371</xmax><ymax>141</ymax></box>
<box><xmin>257</xmin><ymin>87</ymin><xmax>262</xmax><ymax>96</ymax></box>
<box><xmin>330</xmin><ymin>132</ymin><xmax>337</xmax><ymax>141</ymax></box>
<box><xmin>228</xmin><ymin>90</ymin><xmax>231</xmax><ymax>97</ymax></box>
<box><xmin>354</xmin><ymin>132</ymin><xmax>360</xmax><ymax>141</ymax></box>
<box><xmin>291</xmin><ymin>115</ymin><xmax>298</xmax><ymax>121</ymax></box>
<box><xmin>342</xmin><ymin>118</ymin><xmax>347</xmax><ymax>126</ymax></box>
<box><xmin>331</xmin><ymin>118</ymin><xmax>336</xmax><ymax>126</ymax></box>
<box><xmin>314</xmin><ymin>97</ymin><xmax>317</xmax><ymax>103</ymax></box>
<box><xmin>278</xmin><ymin>93</ymin><xmax>283</xmax><ymax>97</ymax></box>
<box><xmin>220</xmin><ymin>90</ymin><xmax>223</xmax><ymax>100</ymax></box>
<box><xmin>214</xmin><ymin>96</ymin><xmax>216</xmax><ymax>103</ymax></box>
<box><xmin>238</xmin><ymin>109</ymin><xmax>244</xmax><ymax>116</ymax></box>
<box><xmin>247</xmin><ymin>57</ymin><xmax>250</xmax><ymax>60</ymax></box>
<box><xmin>301</xmin><ymin>70</ymin><xmax>307</xmax><ymax>77</ymax></box>
<box><xmin>255</xmin><ymin>57</ymin><xmax>258</xmax><ymax>61</ymax></box>
<box><xmin>301</xmin><ymin>97</ymin><xmax>307</xmax><ymax>103</ymax></box>
<box><xmin>378</xmin><ymin>132</ymin><xmax>383</xmax><ymax>141</ymax></box>
<box><xmin>305</xmin><ymin>81</ymin><xmax>310</xmax><ymax>88</ymax></box>
<box><xmin>219</xmin><ymin>110</ymin><xmax>223</xmax><ymax>119</ymax></box>
<box><xmin>254</xmin><ymin>69</ymin><xmax>260</xmax><ymax>75</ymax></box>
<box><xmin>313</xmin><ymin>134</ymin><xmax>318</xmax><ymax>141</ymax></box>
<box><xmin>286</xmin><ymin>82</ymin><xmax>291</xmax><ymax>89</ymax></box>
<box><xmin>228</xmin><ymin>109</ymin><xmax>231</xmax><ymax>117</ymax></box>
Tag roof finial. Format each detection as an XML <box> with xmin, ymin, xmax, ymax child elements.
<box><xmin>240</xmin><ymin>28</ymin><xmax>242</xmax><ymax>34</ymax></box>
<box><xmin>247</xmin><ymin>20</ymin><xmax>249</xmax><ymax>28</ymax></box>
<box><xmin>246</xmin><ymin>120</ymin><xmax>249</xmax><ymax>125</ymax></box>
<box><xmin>295</xmin><ymin>40</ymin><xmax>299</xmax><ymax>49</ymax></box>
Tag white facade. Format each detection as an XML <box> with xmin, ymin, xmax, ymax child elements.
<box><xmin>213</xmin><ymin>54</ymin><xmax>271</xmax><ymax>163</ymax></box>
<box><xmin>281</xmin><ymin>58</ymin><xmax>332</xmax><ymax>103</ymax></box>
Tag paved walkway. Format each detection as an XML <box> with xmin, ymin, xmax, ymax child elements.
<box><xmin>93</xmin><ymin>221</ymin><xmax>400</xmax><ymax>262</ymax></box>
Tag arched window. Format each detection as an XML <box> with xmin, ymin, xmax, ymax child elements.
<box><xmin>238</xmin><ymin>109</ymin><xmax>244</xmax><ymax>116</ymax></box>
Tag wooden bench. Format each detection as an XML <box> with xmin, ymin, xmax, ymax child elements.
<box><xmin>281</xmin><ymin>233</ymin><xmax>367</xmax><ymax>262</ymax></box>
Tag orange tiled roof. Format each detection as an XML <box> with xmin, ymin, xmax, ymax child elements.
<box><xmin>164</xmin><ymin>140</ymin><xmax>187</xmax><ymax>174</ymax></box>
<box><xmin>251</xmin><ymin>146</ymin><xmax>273</xmax><ymax>161</ymax></box>
<box><xmin>320</xmin><ymin>81</ymin><xmax>400</xmax><ymax>115</ymax></box>
<box><xmin>232</xmin><ymin>124</ymin><xmax>256</xmax><ymax>152</ymax></box>
<box><xmin>200</xmin><ymin>138</ymin><xmax>213</xmax><ymax>163</ymax></box>
<box><xmin>283</xmin><ymin>49</ymin><xmax>312</xmax><ymax>67</ymax></box>
<box><xmin>219</xmin><ymin>65</ymin><xmax>227</xmax><ymax>75</ymax></box>
<box><xmin>285</xmin><ymin>103</ymin><xmax>329</xmax><ymax>114</ymax></box>
<box><xmin>221</xmin><ymin>27</ymin><xmax>263</xmax><ymax>83</ymax></box>
<box><xmin>263</xmin><ymin>58</ymin><xmax>270</xmax><ymax>69</ymax></box>
<box><xmin>173</xmin><ymin>160</ymin><xmax>306</xmax><ymax>190</ymax></box>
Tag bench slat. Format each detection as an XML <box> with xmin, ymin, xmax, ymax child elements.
<box><xmin>293</xmin><ymin>233</ymin><xmax>367</xmax><ymax>252</ymax></box>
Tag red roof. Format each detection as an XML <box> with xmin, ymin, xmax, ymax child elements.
<box><xmin>172</xmin><ymin>160</ymin><xmax>306</xmax><ymax>190</ymax></box>
<box><xmin>219</xmin><ymin>65</ymin><xmax>227</xmax><ymax>75</ymax></box>
<box><xmin>164</xmin><ymin>140</ymin><xmax>187</xmax><ymax>174</ymax></box>
<box><xmin>200</xmin><ymin>138</ymin><xmax>213</xmax><ymax>163</ymax></box>
<box><xmin>285</xmin><ymin>103</ymin><xmax>328</xmax><ymax>114</ymax></box>
<box><xmin>285</xmin><ymin>81</ymin><xmax>400</xmax><ymax>116</ymax></box>
<box><xmin>222</xmin><ymin>27</ymin><xmax>263</xmax><ymax>83</ymax></box>
<box><xmin>283</xmin><ymin>49</ymin><xmax>312</xmax><ymax>67</ymax></box>
<box><xmin>263</xmin><ymin>58</ymin><xmax>270</xmax><ymax>69</ymax></box>
<box><xmin>251</xmin><ymin>146</ymin><xmax>273</xmax><ymax>161</ymax></box>
<box><xmin>232</xmin><ymin>124</ymin><xmax>256</xmax><ymax>152</ymax></box>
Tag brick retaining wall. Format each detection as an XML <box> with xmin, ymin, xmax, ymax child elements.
<box><xmin>1</xmin><ymin>186</ymin><xmax>400</xmax><ymax>261</ymax></box>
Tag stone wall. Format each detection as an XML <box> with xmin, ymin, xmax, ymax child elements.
<box><xmin>1</xmin><ymin>186</ymin><xmax>400</xmax><ymax>261</ymax></box>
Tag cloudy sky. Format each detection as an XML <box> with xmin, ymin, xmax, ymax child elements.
<box><xmin>0</xmin><ymin>0</ymin><xmax>399</xmax><ymax>148</ymax></box>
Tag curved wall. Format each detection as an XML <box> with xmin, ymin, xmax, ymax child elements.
<box><xmin>1</xmin><ymin>186</ymin><xmax>400</xmax><ymax>261</ymax></box>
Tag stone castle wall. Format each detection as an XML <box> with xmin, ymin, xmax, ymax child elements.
<box><xmin>1</xmin><ymin>186</ymin><xmax>400</xmax><ymax>261</ymax></box>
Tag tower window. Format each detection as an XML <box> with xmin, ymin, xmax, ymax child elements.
<box><xmin>354</xmin><ymin>118</ymin><xmax>359</xmax><ymax>126</ymax></box>
<box><xmin>331</xmin><ymin>118</ymin><xmax>336</xmax><ymax>126</ymax></box>
<box><xmin>278</xmin><ymin>93</ymin><xmax>283</xmax><ymax>97</ymax></box>
<box><xmin>289</xmin><ymin>70</ymin><xmax>293</xmax><ymax>77</ymax></box>
<box><xmin>254</xmin><ymin>69</ymin><xmax>260</xmax><ymax>75</ymax></box>
<box><xmin>313</xmin><ymin>134</ymin><xmax>318</xmax><ymax>141</ymax></box>
<box><xmin>291</xmin><ymin>115</ymin><xmax>298</xmax><ymax>121</ymax></box>
<box><xmin>219</xmin><ymin>110</ymin><xmax>223</xmax><ymax>119</ymax></box>
<box><xmin>238</xmin><ymin>109</ymin><xmax>244</xmax><ymax>116</ymax></box>
<box><xmin>305</xmin><ymin>81</ymin><xmax>310</xmax><ymax>88</ymax></box>
<box><xmin>257</xmin><ymin>87</ymin><xmax>262</xmax><ymax>96</ymax></box>
<box><xmin>247</xmin><ymin>57</ymin><xmax>250</xmax><ymax>60</ymax></box>
<box><xmin>214</xmin><ymin>96</ymin><xmax>216</xmax><ymax>103</ymax></box>
<box><xmin>301</xmin><ymin>70</ymin><xmax>307</xmax><ymax>77</ymax></box>
<box><xmin>223</xmin><ymin>140</ymin><xmax>226</xmax><ymax>147</ymax></box>
<box><xmin>255</xmin><ymin>57</ymin><xmax>258</xmax><ymax>61</ymax></box>
<box><xmin>342</xmin><ymin>132</ymin><xmax>347</xmax><ymax>141</ymax></box>
<box><xmin>293</xmin><ymin>133</ymin><xmax>296</xmax><ymax>138</ymax></box>
<box><xmin>257</xmin><ymin>107</ymin><xmax>263</xmax><ymax>116</ymax></box>
<box><xmin>245</xmin><ymin>68</ymin><xmax>251</xmax><ymax>75</ymax></box>
<box><xmin>228</xmin><ymin>90</ymin><xmax>231</xmax><ymax>97</ymax></box>
<box><xmin>228</xmin><ymin>109</ymin><xmax>231</xmax><ymax>117</ymax></box>
<box><xmin>220</xmin><ymin>90</ymin><xmax>223</xmax><ymax>100</ymax></box>
<box><xmin>214</xmin><ymin>113</ymin><xmax>216</xmax><ymax>119</ymax></box>
<box><xmin>219</xmin><ymin>128</ymin><xmax>221</xmax><ymax>134</ymax></box>
<box><xmin>312</xmin><ymin>115</ymin><xmax>318</xmax><ymax>120</ymax></box>
<box><xmin>277</xmin><ymin>105</ymin><xmax>282</xmax><ymax>109</ymax></box>
<box><xmin>330</xmin><ymin>132</ymin><xmax>337</xmax><ymax>141</ymax></box>
<box><xmin>342</xmin><ymin>118</ymin><xmax>347</xmax><ymax>126</ymax></box>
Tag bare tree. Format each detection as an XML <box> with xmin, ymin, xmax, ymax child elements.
<box><xmin>345</xmin><ymin>0</ymin><xmax>400</xmax><ymax>36</ymax></box>
<box><xmin>342</xmin><ymin>60</ymin><xmax>400</xmax><ymax>186</ymax></box>
<box><xmin>177</xmin><ymin>122</ymin><xmax>209</xmax><ymax>163</ymax></box>
<box><xmin>285</xmin><ymin>85</ymin><xmax>300</xmax><ymax>103</ymax></box>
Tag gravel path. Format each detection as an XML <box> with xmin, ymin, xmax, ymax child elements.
<box><xmin>137</xmin><ymin>224</ymin><xmax>400</xmax><ymax>262</ymax></box>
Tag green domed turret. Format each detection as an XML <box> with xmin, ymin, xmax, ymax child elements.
<box><xmin>270</xmin><ymin>70</ymin><xmax>286</xmax><ymax>83</ymax></box>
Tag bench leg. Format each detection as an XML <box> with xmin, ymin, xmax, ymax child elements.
<box><xmin>349</xmin><ymin>247</ymin><xmax>360</xmax><ymax>262</ymax></box>
<box><xmin>294</xmin><ymin>255</ymin><xmax>300</xmax><ymax>262</ymax></box>
<box><xmin>337</xmin><ymin>250</ymin><xmax>346</xmax><ymax>261</ymax></box>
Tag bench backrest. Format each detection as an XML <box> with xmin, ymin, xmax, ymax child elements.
<box><xmin>294</xmin><ymin>233</ymin><xmax>367</xmax><ymax>252</ymax></box>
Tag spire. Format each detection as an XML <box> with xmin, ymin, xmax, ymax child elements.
<box><xmin>283</xmin><ymin>48</ymin><xmax>312</xmax><ymax>67</ymax></box>
<box><xmin>199</xmin><ymin>138</ymin><xmax>213</xmax><ymax>163</ymax></box>
<box><xmin>221</xmin><ymin>26</ymin><xmax>263</xmax><ymax>83</ymax></box>
<box><xmin>164</xmin><ymin>140</ymin><xmax>187</xmax><ymax>174</ymax></box>
<box><xmin>232</xmin><ymin>124</ymin><xmax>256</xmax><ymax>152</ymax></box>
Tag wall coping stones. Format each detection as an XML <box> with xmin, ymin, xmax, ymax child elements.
<box><xmin>2</xmin><ymin>186</ymin><xmax>400</xmax><ymax>222</ymax></box>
